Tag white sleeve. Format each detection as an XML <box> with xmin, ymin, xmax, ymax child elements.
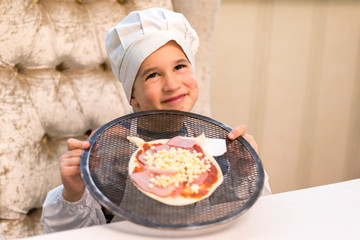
<box><xmin>41</xmin><ymin>185</ymin><xmax>106</xmax><ymax>233</ymax></box>
<box><xmin>261</xmin><ymin>169</ymin><xmax>272</xmax><ymax>196</ymax></box>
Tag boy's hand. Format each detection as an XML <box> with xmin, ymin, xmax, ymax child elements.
<box><xmin>228</xmin><ymin>125</ymin><xmax>259</xmax><ymax>153</ymax></box>
<box><xmin>60</xmin><ymin>138</ymin><xmax>90</xmax><ymax>202</ymax></box>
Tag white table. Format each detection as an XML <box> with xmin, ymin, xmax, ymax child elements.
<box><xmin>22</xmin><ymin>179</ymin><xmax>360</xmax><ymax>240</ymax></box>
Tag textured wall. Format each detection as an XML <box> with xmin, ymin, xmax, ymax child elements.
<box><xmin>0</xmin><ymin>0</ymin><xmax>220</xmax><ymax>238</ymax></box>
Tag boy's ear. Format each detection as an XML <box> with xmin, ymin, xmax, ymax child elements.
<box><xmin>130</xmin><ymin>96</ymin><xmax>139</xmax><ymax>108</ymax></box>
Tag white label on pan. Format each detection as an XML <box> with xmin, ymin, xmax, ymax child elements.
<box><xmin>202</xmin><ymin>139</ymin><xmax>227</xmax><ymax>157</ymax></box>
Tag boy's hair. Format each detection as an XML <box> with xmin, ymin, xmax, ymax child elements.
<box><xmin>105</xmin><ymin>8</ymin><xmax>199</xmax><ymax>103</ymax></box>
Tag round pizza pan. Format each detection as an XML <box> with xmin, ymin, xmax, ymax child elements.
<box><xmin>80</xmin><ymin>110</ymin><xmax>264</xmax><ymax>230</ymax></box>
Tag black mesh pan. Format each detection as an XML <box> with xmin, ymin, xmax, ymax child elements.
<box><xmin>80</xmin><ymin>110</ymin><xmax>264</xmax><ymax>230</ymax></box>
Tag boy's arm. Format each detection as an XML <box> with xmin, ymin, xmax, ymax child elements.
<box><xmin>60</xmin><ymin>138</ymin><xmax>90</xmax><ymax>202</ymax></box>
<box><xmin>229</xmin><ymin>125</ymin><xmax>271</xmax><ymax>195</ymax></box>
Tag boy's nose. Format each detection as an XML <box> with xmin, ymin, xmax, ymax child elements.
<box><xmin>163</xmin><ymin>74</ymin><xmax>180</xmax><ymax>91</ymax></box>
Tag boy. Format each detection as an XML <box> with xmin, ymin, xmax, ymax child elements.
<box><xmin>41</xmin><ymin>8</ymin><xmax>270</xmax><ymax>233</ymax></box>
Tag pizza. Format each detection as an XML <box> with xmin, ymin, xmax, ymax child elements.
<box><xmin>127</xmin><ymin>134</ymin><xmax>224</xmax><ymax>206</ymax></box>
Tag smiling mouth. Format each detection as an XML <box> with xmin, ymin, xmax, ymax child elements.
<box><xmin>162</xmin><ymin>94</ymin><xmax>186</xmax><ymax>104</ymax></box>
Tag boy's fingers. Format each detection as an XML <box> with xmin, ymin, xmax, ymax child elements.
<box><xmin>243</xmin><ymin>134</ymin><xmax>258</xmax><ymax>153</ymax></box>
<box><xmin>61</xmin><ymin>156</ymin><xmax>81</xmax><ymax>167</ymax></box>
<box><xmin>61</xmin><ymin>149</ymin><xmax>83</xmax><ymax>159</ymax></box>
<box><xmin>67</xmin><ymin>138</ymin><xmax>90</xmax><ymax>151</ymax></box>
<box><xmin>228</xmin><ymin>125</ymin><xmax>246</xmax><ymax>140</ymax></box>
<box><xmin>243</xmin><ymin>133</ymin><xmax>254</xmax><ymax>142</ymax></box>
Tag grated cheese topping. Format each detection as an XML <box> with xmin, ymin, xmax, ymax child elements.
<box><xmin>141</xmin><ymin>146</ymin><xmax>212</xmax><ymax>193</ymax></box>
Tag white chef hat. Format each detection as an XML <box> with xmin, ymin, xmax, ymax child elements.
<box><xmin>105</xmin><ymin>8</ymin><xmax>199</xmax><ymax>103</ymax></box>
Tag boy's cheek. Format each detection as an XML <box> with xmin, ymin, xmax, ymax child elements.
<box><xmin>191</xmin><ymin>81</ymin><xmax>199</xmax><ymax>96</ymax></box>
<box><xmin>146</xmin><ymin>91</ymin><xmax>160</xmax><ymax>104</ymax></box>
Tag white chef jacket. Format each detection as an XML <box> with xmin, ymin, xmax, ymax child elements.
<box><xmin>40</xmin><ymin>185</ymin><xmax>106</xmax><ymax>233</ymax></box>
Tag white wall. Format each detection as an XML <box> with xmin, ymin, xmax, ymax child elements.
<box><xmin>211</xmin><ymin>0</ymin><xmax>360</xmax><ymax>193</ymax></box>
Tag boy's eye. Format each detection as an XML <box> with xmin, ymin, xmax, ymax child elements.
<box><xmin>146</xmin><ymin>72</ymin><xmax>158</xmax><ymax>80</ymax></box>
<box><xmin>174</xmin><ymin>64</ymin><xmax>186</xmax><ymax>70</ymax></box>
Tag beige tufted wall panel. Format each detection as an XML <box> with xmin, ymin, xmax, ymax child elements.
<box><xmin>0</xmin><ymin>0</ymin><xmax>220</xmax><ymax>238</ymax></box>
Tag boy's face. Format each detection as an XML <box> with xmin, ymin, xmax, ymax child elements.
<box><xmin>130</xmin><ymin>41</ymin><xmax>199</xmax><ymax>112</ymax></box>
